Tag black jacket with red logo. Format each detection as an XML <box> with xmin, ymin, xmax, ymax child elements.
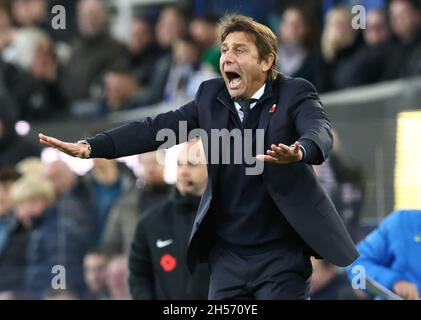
<box><xmin>129</xmin><ymin>188</ymin><xmax>209</xmax><ymax>300</ymax></box>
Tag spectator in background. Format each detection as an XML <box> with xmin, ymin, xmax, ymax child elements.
<box><xmin>103</xmin><ymin>15</ymin><xmax>174</xmax><ymax>112</ymax></box>
<box><xmin>0</xmin><ymin>98</ymin><xmax>41</xmax><ymax>166</ymax></box>
<box><xmin>338</xmin><ymin>9</ymin><xmax>390</xmax><ymax>87</ymax></box>
<box><xmin>189</xmin><ymin>15</ymin><xmax>221</xmax><ymax>74</ymax></box>
<box><xmin>364</xmin><ymin>9</ymin><xmax>390</xmax><ymax>47</ymax></box>
<box><xmin>102</xmin><ymin>67</ymin><xmax>140</xmax><ymax>112</ymax></box>
<box><xmin>129</xmin><ymin>140</ymin><xmax>210</xmax><ymax>300</ymax></box>
<box><xmin>16</xmin><ymin>157</ymin><xmax>43</xmax><ymax>176</ymax></box>
<box><xmin>43</xmin><ymin>159</ymin><xmax>93</xmax><ymax>211</ymax></box>
<box><xmin>10</xmin><ymin>174</ymin><xmax>87</xmax><ymax>299</ymax></box>
<box><xmin>0</xmin><ymin>4</ymin><xmax>14</xmax><ymax>53</ymax></box>
<box><xmin>155</xmin><ymin>6</ymin><xmax>188</xmax><ymax>50</ymax></box>
<box><xmin>316</xmin><ymin>7</ymin><xmax>361</xmax><ymax>92</ymax></box>
<box><xmin>84</xmin><ymin>158</ymin><xmax>136</xmax><ymax>246</ymax></box>
<box><xmin>129</xmin><ymin>15</ymin><xmax>167</xmax><ymax>100</ymax></box>
<box><xmin>310</xmin><ymin>258</ymin><xmax>361</xmax><ymax>300</ymax></box>
<box><xmin>101</xmin><ymin>151</ymin><xmax>171</xmax><ymax>255</ymax></box>
<box><xmin>61</xmin><ymin>0</ymin><xmax>130</xmax><ymax>115</ymax></box>
<box><xmin>277</xmin><ymin>5</ymin><xmax>320</xmax><ymax>85</ymax></box>
<box><xmin>106</xmin><ymin>255</ymin><xmax>130</xmax><ymax>300</ymax></box>
<box><xmin>6</xmin><ymin>27</ymin><xmax>66</xmax><ymax>120</ymax></box>
<box><xmin>0</xmin><ymin>167</ymin><xmax>28</xmax><ymax>295</ymax></box>
<box><xmin>11</xmin><ymin>0</ymin><xmax>78</xmax><ymax>44</ymax></box>
<box><xmin>129</xmin><ymin>16</ymin><xmax>160</xmax><ymax>70</ymax></box>
<box><xmin>83</xmin><ymin>249</ymin><xmax>109</xmax><ymax>299</ymax></box>
<box><xmin>348</xmin><ymin>210</ymin><xmax>421</xmax><ymax>300</ymax></box>
<box><xmin>0</xmin><ymin>168</ymin><xmax>20</xmax><ymax>236</ymax></box>
<box><xmin>163</xmin><ymin>35</ymin><xmax>204</xmax><ymax>103</ymax></box>
<box><xmin>193</xmin><ymin>0</ymin><xmax>276</xmax><ymax>26</ymax></box>
<box><xmin>383</xmin><ymin>0</ymin><xmax>421</xmax><ymax>79</ymax></box>
<box><xmin>11</xmin><ymin>0</ymin><xmax>48</xmax><ymax>29</ymax></box>
<box><xmin>44</xmin><ymin>160</ymin><xmax>95</xmax><ymax>245</ymax></box>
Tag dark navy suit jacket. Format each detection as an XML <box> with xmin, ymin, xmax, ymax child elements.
<box><xmin>87</xmin><ymin>75</ymin><xmax>359</xmax><ymax>271</ymax></box>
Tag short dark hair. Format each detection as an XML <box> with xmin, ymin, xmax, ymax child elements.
<box><xmin>219</xmin><ymin>15</ymin><xmax>279</xmax><ymax>80</ymax></box>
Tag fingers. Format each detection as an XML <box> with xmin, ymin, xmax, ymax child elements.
<box><xmin>256</xmin><ymin>154</ymin><xmax>279</xmax><ymax>163</ymax></box>
<box><xmin>292</xmin><ymin>141</ymin><xmax>300</xmax><ymax>154</ymax></box>
<box><xmin>270</xmin><ymin>143</ymin><xmax>298</xmax><ymax>158</ymax></box>
<box><xmin>39</xmin><ymin>133</ymin><xmax>66</xmax><ymax>149</ymax></box>
<box><xmin>270</xmin><ymin>144</ymin><xmax>288</xmax><ymax>158</ymax></box>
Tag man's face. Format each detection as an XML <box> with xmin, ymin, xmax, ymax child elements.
<box><xmin>220</xmin><ymin>31</ymin><xmax>271</xmax><ymax>99</ymax></box>
<box><xmin>77</xmin><ymin>0</ymin><xmax>107</xmax><ymax>37</ymax></box>
<box><xmin>84</xmin><ymin>254</ymin><xmax>108</xmax><ymax>293</ymax></box>
<box><xmin>12</xmin><ymin>0</ymin><xmax>46</xmax><ymax>26</ymax></box>
<box><xmin>364</xmin><ymin>11</ymin><xmax>389</xmax><ymax>46</ymax></box>
<box><xmin>130</xmin><ymin>20</ymin><xmax>153</xmax><ymax>54</ymax></box>
<box><xmin>139</xmin><ymin>152</ymin><xmax>165</xmax><ymax>187</ymax></box>
<box><xmin>280</xmin><ymin>8</ymin><xmax>306</xmax><ymax>44</ymax></box>
<box><xmin>390</xmin><ymin>1</ymin><xmax>420</xmax><ymax>41</ymax></box>
<box><xmin>105</xmin><ymin>257</ymin><xmax>129</xmax><ymax>299</ymax></box>
<box><xmin>176</xmin><ymin>143</ymin><xmax>207</xmax><ymax>197</ymax></box>
<box><xmin>15</xmin><ymin>198</ymin><xmax>47</xmax><ymax>222</ymax></box>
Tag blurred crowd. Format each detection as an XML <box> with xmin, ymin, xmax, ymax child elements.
<box><xmin>1</xmin><ymin>0</ymin><xmax>421</xmax><ymax>121</ymax></box>
<box><xmin>0</xmin><ymin>0</ymin><xmax>420</xmax><ymax>300</ymax></box>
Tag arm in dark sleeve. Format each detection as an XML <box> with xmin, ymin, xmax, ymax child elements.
<box><xmin>129</xmin><ymin>217</ymin><xmax>156</xmax><ymax>300</ymax></box>
<box><xmin>289</xmin><ymin>78</ymin><xmax>333</xmax><ymax>165</ymax></box>
<box><xmin>86</xmin><ymin>83</ymin><xmax>204</xmax><ymax>159</ymax></box>
<box><xmin>299</xmin><ymin>138</ymin><xmax>324</xmax><ymax>164</ymax></box>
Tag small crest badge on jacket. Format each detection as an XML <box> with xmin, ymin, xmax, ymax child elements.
<box><xmin>269</xmin><ymin>104</ymin><xmax>277</xmax><ymax>113</ymax></box>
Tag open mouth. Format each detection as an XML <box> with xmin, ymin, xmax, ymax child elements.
<box><xmin>225</xmin><ymin>71</ymin><xmax>242</xmax><ymax>87</ymax></box>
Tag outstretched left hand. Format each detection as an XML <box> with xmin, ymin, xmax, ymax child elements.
<box><xmin>256</xmin><ymin>141</ymin><xmax>303</xmax><ymax>164</ymax></box>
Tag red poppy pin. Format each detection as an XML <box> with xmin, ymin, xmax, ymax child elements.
<box><xmin>160</xmin><ymin>254</ymin><xmax>177</xmax><ymax>272</ymax></box>
<box><xmin>269</xmin><ymin>104</ymin><xmax>276</xmax><ymax>113</ymax></box>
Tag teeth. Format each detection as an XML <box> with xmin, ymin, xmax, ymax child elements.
<box><xmin>230</xmin><ymin>77</ymin><xmax>241</xmax><ymax>86</ymax></box>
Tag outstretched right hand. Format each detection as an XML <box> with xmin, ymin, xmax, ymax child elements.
<box><xmin>38</xmin><ymin>133</ymin><xmax>90</xmax><ymax>158</ymax></box>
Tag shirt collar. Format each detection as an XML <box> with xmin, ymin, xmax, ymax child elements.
<box><xmin>233</xmin><ymin>83</ymin><xmax>266</xmax><ymax>113</ymax></box>
<box><xmin>250</xmin><ymin>83</ymin><xmax>266</xmax><ymax>101</ymax></box>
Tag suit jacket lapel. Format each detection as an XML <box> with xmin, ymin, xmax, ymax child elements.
<box><xmin>206</xmin><ymin>89</ymin><xmax>232</xmax><ymax>184</ymax></box>
<box><xmin>257</xmin><ymin>80</ymin><xmax>279</xmax><ymax>135</ymax></box>
<box><xmin>217</xmin><ymin>88</ymin><xmax>237</xmax><ymax>117</ymax></box>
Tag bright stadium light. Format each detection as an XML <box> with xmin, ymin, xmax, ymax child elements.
<box><xmin>15</xmin><ymin>121</ymin><xmax>31</xmax><ymax>136</ymax></box>
<box><xmin>394</xmin><ymin>110</ymin><xmax>421</xmax><ymax>209</ymax></box>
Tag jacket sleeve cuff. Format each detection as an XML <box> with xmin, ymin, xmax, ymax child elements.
<box><xmin>299</xmin><ymin>139</ymin><xmax>323</xmax><ymax>164</ymax></box>
<box><xmin>86</xmin><ymin>133</ymin><xmax>115</xmax><ymax>159</ymax></box>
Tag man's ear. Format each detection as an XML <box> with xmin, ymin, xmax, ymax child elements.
<box><xmin>261</xmin><ymin>53</ymin><xmax>275</xmax><ymax>73</ymax></box>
